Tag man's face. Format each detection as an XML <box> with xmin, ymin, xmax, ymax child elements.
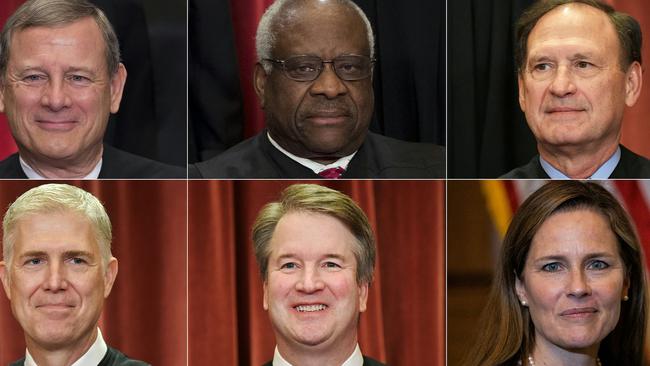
<box><xmin>518</xmin><ymin>4</ymin><xmax>642</xmax><ymax>153</ymax></box>
<box><xmin>264</xmin><ymin>211</ymin><xmax>368</xmax><ymax>353</ymax></box>
<box><xmin>0</xmin><ymin>17</ymin><xmax>126</xmax><ymax>163</ymax></box>
<box><xmin>255</xmin><ymin>1</ymin><xmax>374</xmax><ymax>160</ymax></box>
<box><xmin>0</xmin><ymin>211</ymin><xmax>117</xmax><ymax>350</ymax></box>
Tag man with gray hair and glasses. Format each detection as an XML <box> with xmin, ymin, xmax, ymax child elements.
<box><xmin>0</xmin><ymin>184</ymin><xmax>148</xmax><ymax>366</ymax></box>
<box><xmin>0</xmin><ymin>0</ymin><xmax>184</xmax><ymax>179</ymax></box>
<box><xmin>190</xmin><ymin>0</ymin><xmax>444</xmax><ymax>178</ymax></box>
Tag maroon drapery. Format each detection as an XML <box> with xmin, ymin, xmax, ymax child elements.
<box><xmin>0</xmin><ymin>180</ymin><xmax>187</xmax><ymax>366</ymax></box>
<box><xmin>0</xmin><ymin>1</ymin><xmax>21</xmax><ymax>160</ymax></box>
<box><xmin>189</xmin><ymin>180</ymin><xmax>445</xmax><ymax>366</ymax></box>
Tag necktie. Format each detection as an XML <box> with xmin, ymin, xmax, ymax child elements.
<box><xmin>318</xmin><ymin>167</ymin><xmax>345</xmax><ymax>179</ymax></box>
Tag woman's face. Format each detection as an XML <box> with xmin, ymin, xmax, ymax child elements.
<box><xmin>516</xmin><ymin>208</ymin><xmax>629</xmax><ymax>353</ymax></box>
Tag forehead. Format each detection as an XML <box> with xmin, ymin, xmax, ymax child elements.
<box><xmin>272</xmin><ymin>2</ymin><xmax>369</xmax><ymax>57</ymax></box>
<box><xmin>12</xmin><ymin>210</ymin><xmax>97</xmax><ymax>254</ymax></box>
<box><xmin>269</xmin><ymin>211</ymin><xmax>357</xmax><ymax>258</ymax></box>
<box><xmin>526</xmin><ymin>4</ymin><xmax>619</xmax><ymax>60</ymax></box>
<box><xmin>529</xmin><ymin>208</ymin><xmax>619</xmax><ymax>258</ymax></box>
<box><xmin>9</xmin><ymin>17</ymin><xmax>105</xmax><ymax>66</ymax></box>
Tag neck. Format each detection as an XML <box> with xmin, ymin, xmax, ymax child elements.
<box><xmin>277</xmin><ymin>337</ymin><xmax>357</xmax><ymax>366</ymax></box>
<box><xmin>19</xmin><ymin>145</ymin><xmax>103</xmax><ymax>179</ymax></box>
<box><xmin>26</xmin><ymin>328</ymin><xmax>98</xmax><ymax>366</ymax></box>
<box><xmin>538</xmin><ymin>140</ymin><xmax>618</xmax><ymax>179</ymax></box>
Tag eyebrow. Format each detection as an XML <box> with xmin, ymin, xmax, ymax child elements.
<box><xmin>274</xmin><ymin>253</ymin><xmax>347</xmax><ymax>261</ymax></box>
<box><xmin>532</xmin><ymin>252</ymin><xmax>617</xmax><ymax>262</ymax></box>
<box><xmin>18</xmin><ymin>250</ymin><xmax>94</xmax><ymax>259</ymax></box>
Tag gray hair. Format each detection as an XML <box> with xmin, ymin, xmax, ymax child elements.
<box><xmin>256</xmin><ymin>0</ymin><xmax>375</xmax><ymax>73</ymax></box>
<box><xmin>3</xmin><ymin>184</ymin><xmax>113</xmax><ymax>269</ymax></box>
<box><xmin>0</xmin><ymin>0</ymin><xmax>121</xmax><ymax>82</ymax></box>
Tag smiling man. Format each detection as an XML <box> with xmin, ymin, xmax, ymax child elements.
<box><xmin>190</xmin><ymin>0</ymin><xmax>444</xmax><ymax>178</ymax></box>
<box><xmin>0</xmin><ymin>0</ymin><xmax>184</xmax><ymax>179</ymax></box>
<box><xmin>502</xmin><ymin>0</ymin><xmax>650</xmax><ymax>179</ymax></box>
<box><xmin>0</xmin><ymin>184</ymin><xmax>148</xmax><ymax>366</ymax></box>
<box><xmin>252</xmin><ymin>184</ymin><xmax>385</xmax><ymax>366</ymax></box>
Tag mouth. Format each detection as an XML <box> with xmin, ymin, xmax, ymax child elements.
<box><xmin>294</xmin><ymin>304</ymin><xmax>328</xmax><ymax>313</ymax></box>
<box><xmin>545</xmin><ymin>107</ymin><xmax>586</xmax><ymax>114</ymax></box>
<box><xmin>560</xmin><ymin>307</ymin><xmax>598</xmax><ymax>318</ymax></box>
<box><xmin>304</xmin><ymin>111</ymin><xmax>351</xmax><ymax>125</ymax></box>
<box><xmin>34</xmin><ymin>119</ymin><xmax>78</xmax><ymax>132</ymax></box>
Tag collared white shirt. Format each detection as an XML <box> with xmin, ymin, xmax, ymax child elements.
<box><xmin>25</xmin><ymin>328</ymin><xmax>108</xmax><ymax>366</ymax></box>
<box><xmin>539</xmin><ymin>146</ymin><xmax>621</xmax><ymax>179</ymax></box>
<box><xmin>19</xmin><ymin>156</ymin><xmax>102</xmax><ymax>179</ymax></box>
<box><xmin>268</xmin><ymin>132</ymin><xmax>357</xmax><ymax>175</ymax></box>
<box><xmin>272</xmin><ymin>343</ymin><xmax>364</xmax><ymax>366</ymax></box>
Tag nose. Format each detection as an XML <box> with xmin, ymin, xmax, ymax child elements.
<box><xmin>567</xmin><ymin>269</ymin><xmax>591</xmax><ymax>298</ymax></box>
<box><xmin>548</xmin><ymin>65</ymin><xmax>577</xmax><ymax>97</ymax></box>
<box><xmin>40</xmin><ymin>79</ymin><xmax>72</xmax><ymax>111</ymax></box>
<box><xmin>309</xmin><ymin>63</ymin><xmax>348</xmax><ymax>99</ymax></box>
<box><xmin>295</xmin><ymin>266</ymin><xmax>325</xmax><ymax>293</ymax></box>
<box><xmin>43</xmin><ymin>262</ymin><xmax>68</xmax><ymax>292</ymax></box>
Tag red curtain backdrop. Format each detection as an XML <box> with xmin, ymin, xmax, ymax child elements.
<box><xmin>189</xmin><ymin>180</ymin><xmax>445</xmax><ymax>366</ymax></box>
<box><xmin>0</xmin><ymin>180</ymin><xmax>187</xmax><ymax>366</ymax></box>
<box><xmin>609</xmin><ymin>0</ymin><xmax>650</xmax><ymax>158</ymax></box>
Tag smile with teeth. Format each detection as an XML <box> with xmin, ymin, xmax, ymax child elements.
<box><xmin>295</xmin><ymin>304</ymin><xmax>327</xmax><ymax>312</ymax></box>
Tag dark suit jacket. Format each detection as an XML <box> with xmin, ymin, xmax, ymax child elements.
<box><xmin>262</xmin><ymin>355</ymin><xmax>386</xmax><ymax>366</ymax></box>
<box><xmin>500</xmin><ymin>145</ymin><xmax>650</xmax><ymax>179</ymax></box>
<box><xmin>0</xmin><ymin>145</ymin><xmax>185</xmax><ymax>179</ymax></box>
<box><xmin>9</xmin><ymin>346</ymin><xmax>149</xmax><ymax>366</ymax></box>
<box><xmin>189</xmin><ymin>131</ymin><xmax>445</xmax><ymax>178</ymax></box>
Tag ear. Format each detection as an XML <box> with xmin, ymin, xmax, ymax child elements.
<box><xmin>0</xmin><ymin>261</ymin><xmax>10</xmax><ymax>300</ymax></box>
<box><xmin>515</xmin><ymin>275</ymin><xmax>527</xmax><ymax>305</ymax></box>
<box><xmin>254</xmin><ymin>63</ymin><xmax>269</xmax><ymax>109</ymax></box>
<box><xmin>624</xmin><ymin>61</ymin><xmax>643</xmax><ymax>107</ymax></box>
<box><xmin>358</xmin><ymin>282</ymin><xmax>369</xmax><ymax>313</ymax></box>
<box><xmin>109</xmin><ymin>63</ymin><xmax>127</xmax><ymax>114</ymax></box>
<box><xmin>103</xmin><ymin>257</ymin><xmax>118</xmax><ymax>298</ymax></box>
<box><xmin>518</xmin><ymin>74</ymin><xmax>527</xmax><ymax>113</ymax></box>
<box><xmin>263</xmin><ymin>280</ymin><xmax>269</xmax><ymax>311</ymax></box>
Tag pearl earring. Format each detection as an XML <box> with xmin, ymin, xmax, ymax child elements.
<box><xmin>521</xmin><ymin>300</ymin><xmax>527</xmax><ymax>306</ymax></box>
<box><xmin>623</xmin><ymin>295</ymin><xmax>629</xmax><ymax>301</ymax></box>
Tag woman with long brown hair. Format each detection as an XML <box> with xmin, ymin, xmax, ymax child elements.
<box><xmin>466</xmin><ymin>181</ymin><xmax>647</xmax><ymax>365</ymax></box>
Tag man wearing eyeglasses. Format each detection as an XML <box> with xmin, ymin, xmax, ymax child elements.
<box><xmin>190</xmin><ymin>0</ymin><xmax>445</xmax><ymax>178</ymax></box>
<box><xmin>501</xmin><ymin>0</ymin><xmax>650</xmax><ymax>179</ymax></box>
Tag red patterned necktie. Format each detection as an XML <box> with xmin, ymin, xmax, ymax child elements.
<box><xmin>318</xmin><ymin>166</ymin><xmax>346</xmax><ymax>179</ymax></box>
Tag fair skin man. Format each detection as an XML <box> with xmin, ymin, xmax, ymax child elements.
<box><xmin>0</xmin><ymin>210</ymin><xmax>118</xmax><ymax>366</ymax></box>
<box><xmin>264</xmin><ymin>211</ymin><xmax>368</xmax><ymax>366</ymax></box>
<box><xmin>0</xmin><ymin>16</ymin><xmax>127</xmax><ymax>178</ymax></box>
<box><xmin>518</xmin><ymin>3</ymin><xmax>642</xmax><ymax>178</ymax></box>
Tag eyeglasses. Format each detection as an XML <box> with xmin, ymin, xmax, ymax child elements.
<box><xmin>263</xmin><ymin>55</ymin><xmax>375</xmax><ymax>82</ymax></box>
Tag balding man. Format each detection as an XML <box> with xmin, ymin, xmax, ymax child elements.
<box><xmin>502</xmin><ymin>0</ymin><xmax>650</xmax><ymax>178</ymax></box>
<box><xmin>190</xmin><ymin>0</ymin><xmax>444</xmax><ymax>179</ymax></box>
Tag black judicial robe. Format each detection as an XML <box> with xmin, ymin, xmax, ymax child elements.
<box><xmin>500</xmin><ymin>145</ymin><xmax>650</xmax><ymax>179</ymax></box>
<box><xmin>0</xmin><ymin>144</ymin><xmax>185</xmax><ymax>179</ymax></box>
<box><xmin>9</xmin><ymin>347</ymin><xmax>149</xmax><ymax>366</ymax></box>
<box><xmin>189</xmin><ymin>131</ymin><xmax>445</xmax><ymax>178</ymax></box>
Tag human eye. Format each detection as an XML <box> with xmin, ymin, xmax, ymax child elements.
<box><xmin>532</xmin><ymin>63</ymin><xmax>552</xmax><ymax>72</ymax></box>
<box><xmin>587</xmin><ymin>260</ymin><xmax>609</xmax><ymax>270</ymax></box>
<box><xmin>280</xmin><ymin>262</ymin><xmax>298</xmax><ymax>271</ymax></box>
<box><xmin>68</xmin><ymin>257</ymin><xmax>88</xmax><ymax>265</ymax></box>
<box><xmin>21</xmin><ymin>73</ymin><xmax>47</xmax><ymax>85</ymax></box>
<box><xmin>541</xmin><ymin>262</ymin><xmax>563</xmax><ymax>272</ymax></box>
<box><xmin>67</xmin><ymin>74</ymin><xmax>92</xmax><ymax>86</ymax></box>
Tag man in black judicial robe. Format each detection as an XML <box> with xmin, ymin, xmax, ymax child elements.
<box><xmin>9</xmin><ymin>347</ymin><xmax>148</xmax><ymax>366</ymax></box>
<box><xmin>0</xmin><ymin>0</ymin><xmax>184</xmax><ymax>179</ymax></box>
<box><xmin>500</xmin><ymin>1</ymin><xmax>649</xmax><ymax>179</ymax></box>
<box><xmin>190</xmin><ymin>0</ymin><xmax>444</xmax><ymax>179</ymax></box>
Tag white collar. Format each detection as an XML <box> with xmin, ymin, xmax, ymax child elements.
<box><xmin>539</xmin><ymin>146</ymin><xmax>621</xmax><ymax>179</ymax></box>
<box><xmin>25</xmin><ymin>327</ymin><xmax>108</xmax><ymax>366</ymax></box>
<box><xmin>267</xmin><ymin>132</ymin><xmax>357</xmax><ymax>174</ymax></box>
<box><xmin>272</xmin><ymin>343</ymin><xmax>364</xmax><ymax>366</ymax></box>
<box><xmin>19</xmin><ymin>156</ymin><xmax>103</xmax><ymax>179</ymax></box>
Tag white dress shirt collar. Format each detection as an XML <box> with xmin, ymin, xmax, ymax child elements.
<box><xmin>272</xmin><ymin>343</ymin><xmax>364</xmax><ymax>366</ymax></box>
<box><xmin>539</xmin><ymin>146</ymin><xmax>621</xmax><ymax>179</ymax></box>
<box><xmin>25</xmin><ymin>328</ymin><xmax>108</xmax><ymax>366</ymax></box>
<box><xmin>19</xmin><ymin>156</ymin><xmax>103</xmax><ymax>179</ymax></box>
<box><xmin>267</xmin><ymin>132</ymin><xmax>356</xmax><ymax>174</ymax></box>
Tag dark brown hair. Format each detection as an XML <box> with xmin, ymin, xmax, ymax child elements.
<box><xmin>466</xmin><ymin>181</ymin><xmax>647</xmax><ymax>366</ymax></box>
